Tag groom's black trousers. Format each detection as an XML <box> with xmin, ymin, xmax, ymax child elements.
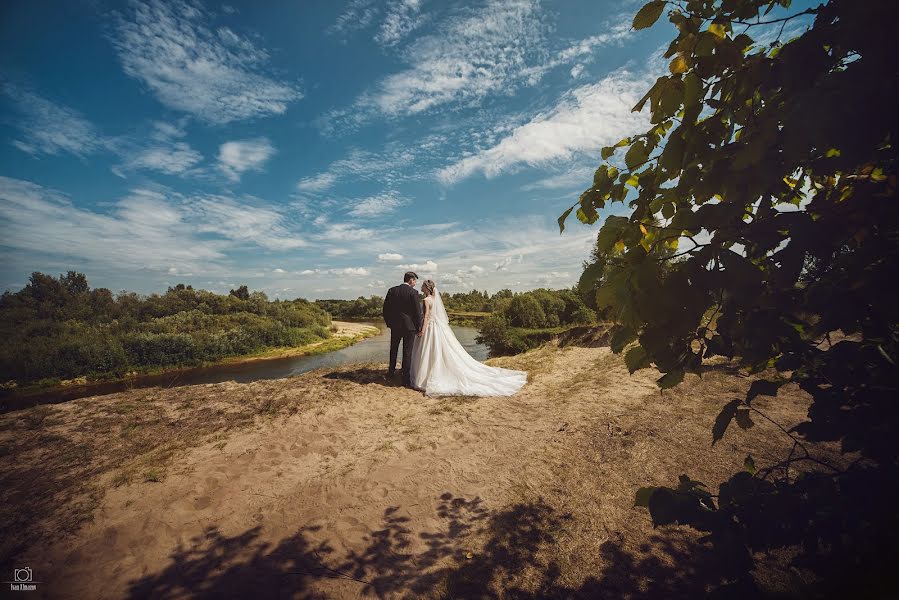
<box><xmin>389</xmin><ymin>327</ymin><xmax>416</xmax><ymax>385</ymax></box>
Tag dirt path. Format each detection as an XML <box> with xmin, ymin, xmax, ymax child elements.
<box><xmin>2</xmin><ymin>342</ymin><xmax>835</xmax><ymax>598</ymax></box>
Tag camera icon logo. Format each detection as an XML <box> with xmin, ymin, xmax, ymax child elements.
<box><xmin>14</xmin><ymin>567</ymin><xmax>32</xmax><ymax>582</ymax></box>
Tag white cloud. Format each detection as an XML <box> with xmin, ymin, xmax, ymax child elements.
<box><xmin>332</xmin><ymin>267</ymin><xmax>370</xmax><ymax>276</ymax></box>
<box><xmin>272</xmin><ymin>268</ymin><xmax>286</xmax><ymax>273</ymax></box>
<box><xmin>469</xmin><ymin>265</ymin><xmax>485</xmax><ymax>273</ymax></box>
<box><xmin>114</xmin><ymin>121</ymin><xmax>204</xmax><ymax>177</ymax></box>
<box><xmin>328</xmin><ymin>0</ymin><xmax>379</xmax><ymax>38</ymax></box>
<box><xmin>121</xmin><ymin>142</ymin><xmax>203</xmax><ymax>176</ymax></box>
<box><xmin>112</xmin><ymin>0</ymin><xmax>301</xmax><ymax>124</ymax></box>
<box><xmin>570</xmin><ymin>64</ymin><xmax>585</xmax><ymax>79</ymax></box>
<box><xmin>338</xmin><ymin>0</ymin><xmax>547</xmax><ymax>122</ymax></box>
<box><xmin>495</xmin><ymin>254</ymin><xmax>524</xmax><ymax>271</ymax></box>
<box><xmin>2</xmin><ymin>85</ymin><xmax>106</xmax><ymax>158</ymax></box>
<box><xmin>349</xmin><ymin>191</ymin><xmax>408</xmax><ymax>217</ymax></box>
<box><xmin>521</xmin><ymin>166</ymin><xmax>595</xmax><ymax>192</ymax></box>
<box><xmin>555</xmin><ymin>20</ymin><xmax>633</xmax><ymax>64</ymax></box>
<box><xmin>296</xmin><ymin>172</ymin><xmax>337</xmax><ymax>193</ymax></box>
<box><xmin>296</xmin><ymin>146</ymin><xmax>417</xmax><ymax>193</ymax></box>
<box><xmin>398</xmin><ymin>260</ymin><xmax>438</xmax><ymax>273</ymax></box>
<box><xmin>0</xmin><ymin>177</ymin><xmax>227</xmax><ymax>275</ymax></box>
<box><xmin>437</xmin><ymin>69</ymin><xmax>653</xmax><ymax>184</ymax></box>
<box><xmin>325</xmin><ymin>247</ymin><xmax>351</xmax><ymax>256</ymax></box>
<box><xmin>218</xmin><ymin>138</ymin><xmax>276</xmax><ymax>182</ymax></box>
<box><xmin>316</xmin><ymin>221</ymin><xmax>378</xmax><ymax>241</ymax></box>
<box><xmin>378</xmin><ymin>253</ymin><xmax>404</xmax><ymax>262</ymax></box>
<box><xmin>185</xmin><ymin>194</ymin><xmax>305</xmax><ymax>250</ymax></box>
<box><xmin>326</xmin><ymin>6</ymin><xmax>634</xmax><ymax>130</ymax></box>
<box><xmin>534</xmin><ymin>271</ymin><xmax>571</xmax><ymax>286</ymax></box>
<box><xmin>376</xmin><ymin>0</ymin><xmax>426</xmax><ymax>47</ymax></box>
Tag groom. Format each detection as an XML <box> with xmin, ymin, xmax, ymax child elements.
<box><xmin>382</xmin><ymin>271</ymin><xmax>423</xmax><ymax>387</ymax></box>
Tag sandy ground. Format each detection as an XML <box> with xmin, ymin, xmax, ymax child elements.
<box><xmin>0</xmin><ymin>336</ymin><xmax>842</xmax><ymax>599</ymax></box>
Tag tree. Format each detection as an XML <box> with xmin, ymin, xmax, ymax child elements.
<box><xmin>508</xmin><ymin>295</ymin><xmax>546</xmax><ymax>328</ymax></box>
<box><xmin>229</xmin><ymin>285</ymin><xmax>250</xmax><ymax>301</ymax></box>
<box><xmin>559</xmin><ymin>0</ymin><xmax>898</xmax><ymax>594</ymax></box>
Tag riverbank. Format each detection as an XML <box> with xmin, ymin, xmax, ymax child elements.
<box><xmin>0</xmin><ymin>335</ymin><xmax>842</xmax><ymax>598</ymax></box>
<box><xmin>1</xmin><ymin>321</ymin><xmax>380</xmax><ymax>401</ymax></box>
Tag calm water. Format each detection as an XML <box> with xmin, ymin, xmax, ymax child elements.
<box><xmin>0</xmin><ymin>323</ymin><xmax>487</xmax><ymax>413</ymax></box>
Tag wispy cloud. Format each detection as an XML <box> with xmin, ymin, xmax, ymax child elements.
<box><xmin>378</xmin><ymin>253</ymin><xmax>404</xmax><ymax>262</ymax></box>
<box><xmin>329</xmin><ymin>0</ymin><xmax>548</xmax><ymax>125</ymax></box>
<box><xmin>437</xmin><ymin>69</ymin><xmax>653</xmax><ymax>184</ymax></box>
<box><xmin>0</xmin><ymin>177</ymin><xmax>226</xmax><ymax>275</ymax></box>
<box><xmin>521</xmin><ymin>166</ymin><xmax>595</xmax><ymax>192</ymax></box>
<box><xmin>112</xmin><ymin>0</ymin><xmax>301</xmax><ymax>124</ymax></box>
<box><xmin>295</xmin><ymin>145</ymin><xmax>417</xmax><ymax>192</ymax></box>
<box><xmin>296</xmin><ymin>172</ymin><xmax>337</xmax><ymax>193</ymax></box>
<box><xmin>298</xmin><ymin>266</ymin><xmax>370</xmax><ymax>276</ymax></box>
<box><xmin>325</xmin><ymin>3</ymin><xmax>634</xmax><ymax>131</ymax></box>
<box><xmin>328</xmin><ymin>0</ymin><xmax>379</xmax><ymax>39</ymax></box>
<box><xmin>349</xmin><ymin>190</ymin><xmax>409</xmax><ymax>217</ymax></box>
<box><xmin>185</xmin><ymin>194</ymin><xmax>305</xmax><ymax>249</ymax></box>
<box><xmin>113</xmin><ymin>120</ymin><xmax>203</xmax><ymax>177</ymax></box>
<box><xmin>2</xmin><ymin>85</ymin><xmax>107</xmax><ymax>158</ymax></box>
<box><xmin>0</xmin><ymin>177</ymin><xmax>310</xmax><ymax>284</ymax></box>
<box><xmin>376</xmin><ymin>0</ymin><xmax>427</xmax><ymax>47</ymax></box>
<box><xmin>218</xmin><ymin>137</ymin><xmax>276</xmax><ymax>182</ymax></box>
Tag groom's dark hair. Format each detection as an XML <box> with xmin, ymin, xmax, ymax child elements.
<box><xmin>404</xmin><ymin>271</ymin><xmax>418</xmax><ymax>282</ymax></box>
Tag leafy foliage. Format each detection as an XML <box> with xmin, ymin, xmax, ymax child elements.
<box><xmin>0</xmin><ymin>272</ymin><xmax>331</xmax><ymax>384</ymax></box>
<box><xmin>559</xmin><ymin>0</ymin><xmax>898</xmax><ymax>594</ymax></box>
<box><xmin>476</xmin><ymin>288</ymin><xmax>596</xmax><ymax>355</ymax></box>
<box><xmin>315</xmin><ymin>296</ymin><xmax>384</xmax><ymax>320</ymax></box>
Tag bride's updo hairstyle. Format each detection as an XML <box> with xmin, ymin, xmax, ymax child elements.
<box><xmin>421</xmin><ymin>279</ymin><xmax>436</xmax><ymax>296</ymax></box>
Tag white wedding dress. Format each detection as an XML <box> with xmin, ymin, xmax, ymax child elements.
<box><xmin>410</xmin><ymin>289</ymin><xmax>527</xmax><ymax>397</ymax></box>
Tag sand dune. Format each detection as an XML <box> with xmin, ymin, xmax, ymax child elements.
<box><xmin>1</xmin><ymin>339</ymin><xmax>839</xmax><ymax>598</ymax></box>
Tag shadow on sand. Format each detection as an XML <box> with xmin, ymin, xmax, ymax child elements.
<box><xmin>126</xmin><ymin>493</ymin><xmax>728</xmax><ymax>599</ymax></box>
<box><xmin>323</xmin><ymin>367</ymin><xmax>404</xmax><ymax>387</ymax></box>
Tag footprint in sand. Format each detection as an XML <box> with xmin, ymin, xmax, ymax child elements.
<box><xmin>193</xmin><ymin>496</ymin><xmax>212</xmax><ymax>510</ymax></box>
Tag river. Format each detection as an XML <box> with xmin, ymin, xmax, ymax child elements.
<box><xmin>0</xmin><ymin>323</ymin><xmax>488</xmax><ymax>413</ymax></box>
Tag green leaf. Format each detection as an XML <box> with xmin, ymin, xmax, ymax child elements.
<box><xmin>712</xmin><ymin>399</ymin><xmax>741</xmax><ymax>445</ymax></box>
<box><xmin>626</xmin><ymin>174</ymin><xmax>640</xmax><ymax>188</ymax></box>
<box><xmin>708</xmin><ymin>22</ymin><xmax>727</xmax><ymax>38</ymax></box>
<box><xmin>625</xmin><ymin>140</ymin><xmax>649</xmax><ymax>171</ymax></box>
<box><xmin>558</xmin><ymin>206</ymin><xmax>574</xmax><ymax>233</ymax></box>
<box><xmin>625</xmin><ymin>345</ymin><xmax>651</xmax><ymax>373</ymax></box>
<box><xmin>632</xmin><ymin>0</ymin><xmax>665</xmax><ymax>30</ymax></box>
<box><xmin>657</xmin><ymin>368</ymin><xmax>684</xmax><ymax>389</ymax></box>
<box><xmin>661</xmin><ymin>201</ymin><xmax>675</xmax><ymax>220</ymax></box>
<box><xmin>669</xmin><ymin>55</ymin><xmax>688</xmax><ymax>74</ymax></box>
<box><xmin>683</xmin><ymin>71</ymin><xmax>703</xmax><ymax>109</ymax></box>
<box><xmin>635</xmin><ymin>486</ymin><xmax>656</xmax><ymax>507</ymax></box>
<box><xmin>660</xmin><ymin>132</ymin><xmax>684</xmax><ymax>173</ymax></box>
<box><xmin>596</xmin><ymin>215</ymin><xmax>629</xmax><ymax>251</ymax></box>
<box><xmin>601</xmin><ymin>146</ymin><xmax>615</xmax><ymax>160</ymax></box>
<box><xmin>611</xmin><ymin>326</ymin><xmax>637</xmax><ymax>353</ymax></box>
<box><xmin>743</xmin><ymin>454</ymin><xmax>756</xmax><ymax>475</ymax></box>
<box><xmin>576</xmin><ymin>207</ymin><xmax>596</xmax><ymax>224</ymax></box>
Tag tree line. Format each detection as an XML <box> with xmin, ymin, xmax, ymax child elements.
<box><xmin>0</xmin><ymin>272</ymin><xmax>332</xmax><ymax>386</ymax></box>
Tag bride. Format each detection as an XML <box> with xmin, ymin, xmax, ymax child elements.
<box><xmin>410</xmin><ymin>279</ymin><xmax>527</xmax><ymax>396</ymax></box>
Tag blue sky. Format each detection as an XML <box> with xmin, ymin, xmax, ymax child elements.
<box><xmin>0</xmin><ymin>0</ymin><xmax>809</xmax><ymax>299</ymax></box>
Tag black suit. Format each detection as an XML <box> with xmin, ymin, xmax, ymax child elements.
<box><xmin>382</xmin><ymin>283</ymin><xmax>423</xmax><ymax>385</ymax></box>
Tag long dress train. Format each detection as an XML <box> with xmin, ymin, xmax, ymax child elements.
<box><xmin>411</xmin><ymin>290</ymin><xmax>527</xmax><ymax>397</ymax></box>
